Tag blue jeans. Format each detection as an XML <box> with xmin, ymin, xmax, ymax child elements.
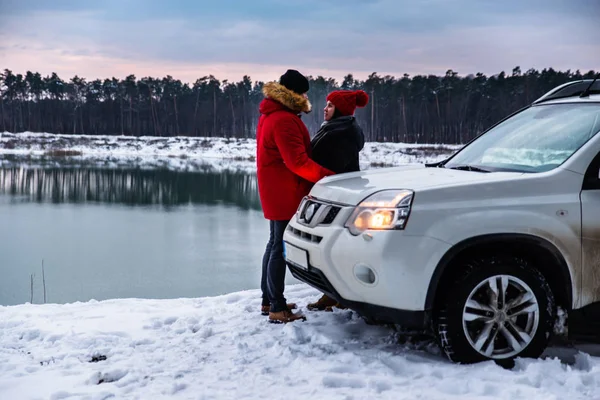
<box><xmin>261</xmin><ymin>220</ymin><xmax>290</xmax><ymax>313</ymax></box>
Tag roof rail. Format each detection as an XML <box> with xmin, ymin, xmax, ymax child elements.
<box><xmin>533</xmin><ymin>79</ymin><xmax>600</xmax><ymax>104</ymax></box>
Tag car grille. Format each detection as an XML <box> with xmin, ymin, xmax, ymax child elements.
<box><xmin>298</xmin><ymin>198</ymin><xmax>343</xmax><ymax>227</ymax></box>
<box><xmin>321</xmin><ymin>206</ymin><xmax>340</xmax><ymax>224</ymax></box>
<box><xmin>287</xmin><ymin>225</ymin><xmax>322</xmax><ymax>243</ymax></box>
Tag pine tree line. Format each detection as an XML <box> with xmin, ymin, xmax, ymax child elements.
<box><xmin>0</xmin><ymin>67</ymin><xmax>597</xmax><ymax>144</ymax></box>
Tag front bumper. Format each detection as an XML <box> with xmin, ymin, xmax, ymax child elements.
<box><xmin>283</xmin><ymin>200</ymin><xmax>451</xmax><ymax>330</ymax></box>
<box><xmin>287</xmin><ymin>262</ymin><xmax>429</xmax><ymax>330</ymax></box>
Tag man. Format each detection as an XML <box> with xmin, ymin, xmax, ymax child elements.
<box><xmin>256</xmin><ymin>69</ymin><xmax>334</xmax><ymax>324</ymax></box>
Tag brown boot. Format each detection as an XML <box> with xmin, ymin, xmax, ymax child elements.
<box><xmin>268</xmin><ymin>309</ymin><xmax>307</xmax><ymax>324</ymax></box>
<box><xmin>261</xmin><ymin>303</ymin><xmax>297</xmax><ymax>316</ymax></box>
<box><xmin>307</xmin><ymin>294</ymin><xmax>338</xmax><ymax>311</ymax></box>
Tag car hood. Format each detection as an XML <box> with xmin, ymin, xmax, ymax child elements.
<box><xmin>310</xmin><ymin>164</ymin><xmax>524</xmax><ymax>205</ymax></box>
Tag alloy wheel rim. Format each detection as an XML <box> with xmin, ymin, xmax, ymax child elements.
<box><xmin>462</xmin><ymin>274</ymin><xmax>540</xmax><ymax>359</ymax></box>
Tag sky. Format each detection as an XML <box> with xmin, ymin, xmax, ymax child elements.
<box><xmin>0</xmin><ymin>0</ymin><xmax>599</xmax><ymax>84</ymax></box>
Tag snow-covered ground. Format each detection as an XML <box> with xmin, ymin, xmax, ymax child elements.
<box><xmin>0</xmin><ymin>131</ymin><xmax>463</xmax><ymax>172</ymax></box>
<box><xmin>1</xmin><ymin>285</ymin><xmax>598</xmax><ymax>400</ymax></box>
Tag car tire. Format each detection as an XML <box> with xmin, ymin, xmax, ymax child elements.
<box><xmin>434</xmin><ymin>255</ymin><xmax>555</xmax><ymax>365</ymax></box>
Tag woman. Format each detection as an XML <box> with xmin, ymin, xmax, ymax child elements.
<box><xmin>306</xmin><ymin>89</ymin><xmax>369</xmax><ymax>312</ymax></box>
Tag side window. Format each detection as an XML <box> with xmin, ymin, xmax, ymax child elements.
<box><xmin>583</xmin><ymin>150</ymin><xmax>600</xmax><ymax>190</ymax></box>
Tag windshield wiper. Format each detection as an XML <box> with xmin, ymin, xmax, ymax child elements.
<box><xmin>446</xmin><ymin>164</ymin><xmax>491</xmax><ymax>173</ymax></box>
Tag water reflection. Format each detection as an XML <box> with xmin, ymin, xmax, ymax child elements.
<box><xmin>0</xmin><ymin>158</ymin><xmax>261</xmax><ymax>210</ymax></box>
<box><xmin>0</xmin><ymin>155</ymin><xmax>273</xmax><ymax>306</ymax></box>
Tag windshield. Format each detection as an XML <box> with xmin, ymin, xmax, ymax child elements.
<box><xmin>444</xmin><ymin>103</ymin><xmax>600</xmax><ymax>172</ymax></box>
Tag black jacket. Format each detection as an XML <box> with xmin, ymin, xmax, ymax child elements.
<box><xmin>310</xmin><ymin>116</ymin><xmax>365</xmax><ymax>174</ymax></box>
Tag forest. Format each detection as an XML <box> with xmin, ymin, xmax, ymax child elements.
<box><xmin>0</xmin><ymin>67</ymin><xmax>597</xmax><ymax>144</ymax></box>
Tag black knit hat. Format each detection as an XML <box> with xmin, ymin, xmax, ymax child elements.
<box><xmin>279</xmin><ymin>69</ymin><xmax>309</xmax><ymax>95</ymax></box>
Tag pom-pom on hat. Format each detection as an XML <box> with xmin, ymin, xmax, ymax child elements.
<box><xmin>326</xmin><ymin>90</ymin><xmax>369</xmax><ymax>116</ymax></box>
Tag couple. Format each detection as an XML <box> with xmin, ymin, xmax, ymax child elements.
<box><xmin>256</xmin><ymin>69</ymin><xmax>369</xmax><ymax>323</ymax></box>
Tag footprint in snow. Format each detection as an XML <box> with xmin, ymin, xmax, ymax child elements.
<box><xmin>198</xmin><ymin>327</ymin><xmax>213</xmax><ymax>339</ymax></box>
<box><xmin>19</xmin><ymin>329</ymin><xmax>41</xmax><ymax>341</ymax></box>
<box><xmin>51</xmin><ymin>391</ymin><xmax>79</xmax><ymax>400</ymax></box>
<box><xmin>328</xmin><ymin>365</ymin><xmax>355</xmax><ymax>374</ymax></box>
<box><xmin>322</xmin><ymin>375</ymin><xmax>366</xmax><ymax>389</ymax></box>
<box><xmin>45</xmin><ymin>334</ymin><xmax>64</xmax><ymax>343</ymax></box>
<box><xmin>225</xmin><ymin>294</ymin><xmax>242</xmax><ymax>304</ymax></box>
<box><xmin>87</xmin><ymin>369</ymin><xmax>128</xmax><ymax>385</ymax></box>
<box><xmin>148</xmin><ymin>319</ymin><xmax>163</xmax><ymax>330</ymax></box>
<box><xmin>168</xmin><ymin>382</ymin><xmax>188</xmax><ymax>395</ymax></box>
<box><xmin>282</xmin><ymin>324</ymin><xmax>311</xmax><ymax>344</ymax></box>
<box><xmin>368</xmin><ymin>379</ymin><xmax>392</xmax><ymax>393</ymax></box>
<box><xmin>132</xmin><ymin>338</ymin><xmax>154</xmax><ymax>346</ymax></box>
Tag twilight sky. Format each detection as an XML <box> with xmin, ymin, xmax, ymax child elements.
<box><xmin>0</xmin><ymin>0</ymin><xmax>598</xmax><ymax>84</ymax></box>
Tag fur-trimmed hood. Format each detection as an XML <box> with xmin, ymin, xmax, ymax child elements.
<box><xmin>260</xmin><ymin>82</ymin><xmax>312</xmax><ymax>114</ymax></box>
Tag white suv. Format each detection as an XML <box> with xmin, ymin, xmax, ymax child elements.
<box><xmin>283</xmin><ymin>78</ymin><xmax>600</xmax><ymax>364</ymax></box>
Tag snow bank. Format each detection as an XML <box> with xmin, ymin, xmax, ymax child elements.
<box><xmin>1</xmin><ymin>285</ymin><xmax>598</xmax><ymax>399</ymax></box>
<box><xmin>0</xmin><ymin>132</ymin><xmax>463</xmax><ymax>171</ymax></box>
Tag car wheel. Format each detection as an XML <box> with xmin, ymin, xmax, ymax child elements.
<box><xmin>435</xmin><ymin>255</ymin><xmax>555</xmax><ymax>364</ymax></box>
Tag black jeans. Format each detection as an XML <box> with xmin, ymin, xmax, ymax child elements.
<box><xmin>261</xmin><ymin>220</ymin><xmax>290</xmax><ymax>313</ymax></box>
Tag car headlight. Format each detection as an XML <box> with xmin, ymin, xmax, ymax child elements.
<box><xmin>345</xmin><ymin>190</ymin><xmax>414</xmax><ymax>235</ymax></box>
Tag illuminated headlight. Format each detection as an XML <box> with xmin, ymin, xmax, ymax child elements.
<box><xmin>345</xmin><ymin>190</ymin><xmax>414</xmax><ymax>235</ymax></box>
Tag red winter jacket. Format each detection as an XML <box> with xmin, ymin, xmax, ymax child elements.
<box><xmin>256</xmin><ymin>82</ymin><xmax>334</xmax><ymax>220</ymax></box>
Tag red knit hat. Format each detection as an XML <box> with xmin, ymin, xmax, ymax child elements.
<box><xmin>326</xmin><ymin>90</ymin><xmax>369</xmax><ymax>116</ymax></box>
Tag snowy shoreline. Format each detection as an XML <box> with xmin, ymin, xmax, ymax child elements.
<box><xmin>0</xmin><ymin>131</ymin><xmax>463</xmax><ymax>172</ymax></box>
<box><xmin>1</xmin><ymin>284</ymin><xmax>599</xmax><ymax>400</ymax></box>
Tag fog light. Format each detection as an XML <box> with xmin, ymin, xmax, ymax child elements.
<box><xmin>354</xmin><ymin>263</ymin><xmax>377</xmax><ymax>285</ymax></box>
